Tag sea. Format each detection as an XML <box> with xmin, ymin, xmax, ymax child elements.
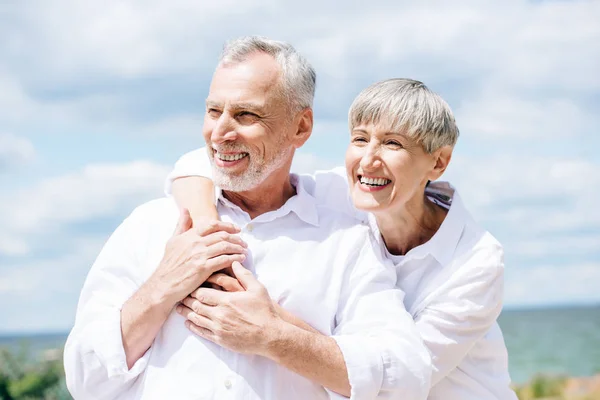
<box><xmin>1</xmin><ymin>304</ymin><xmax>599</xmax><ymax>385</ymax></box>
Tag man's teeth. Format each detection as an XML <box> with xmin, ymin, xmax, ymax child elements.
<box><xmin>360</xmin><ymin>177</ymin><xmax>391</xmax><ymax>186</ymax></box>
<box><xmin>216</xmin><ymin>152</ymin><xmax>248</xmax><ymax>162</ymax></box>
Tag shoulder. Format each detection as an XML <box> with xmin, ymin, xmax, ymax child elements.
<box><xmin>120</xmin><ymin>197</ymin><xmax>180</xmax><ymax>234</ymax></box>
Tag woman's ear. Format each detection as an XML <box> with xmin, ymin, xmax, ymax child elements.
<box><xmin>427</xmin><ymin>145</ymin><xmax>453</xmax><ymax>181</ymax></box>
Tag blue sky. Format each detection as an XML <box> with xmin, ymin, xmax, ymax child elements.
<box><xmin>0</xmin><ymin>0</ymin><xmax>599</xmax><ymax>333</ymax></box>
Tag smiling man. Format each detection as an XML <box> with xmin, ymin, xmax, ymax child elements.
<box><xmin>63</xmin><ymin>36</ymin><xmax>431</xmax><ymax>400</ymax></box>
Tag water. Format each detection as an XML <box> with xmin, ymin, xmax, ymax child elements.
<box><xmin>499</xmin><ymin>304</ymin><xmax>600</xmax><ymax>384</ymax></box>
<box><xmin>1</xmin><ymin>305</ymin><xmax>599</xmax><ymax>384</ymax></box>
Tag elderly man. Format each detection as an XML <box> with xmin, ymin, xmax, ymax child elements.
<box><xmin>64</xmin><ymin>37</ymin><xmax>431</xmax><ymax>399</ymax></box>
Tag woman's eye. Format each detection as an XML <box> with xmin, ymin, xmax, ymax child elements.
<box><xmin>352</xmin><ymin>137</ymin><xmax>367</xmax><ymax>143</ymax></box>
<box><xmin>386</xmin><ymin>141</ymin><xmax>402</xmax><ymax>147</ymax></box>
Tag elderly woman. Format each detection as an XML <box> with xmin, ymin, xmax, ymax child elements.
<box><xmin>167</xmin><ymin>78</ymin><xmax>517</xmax><ymax>399</ymax></box>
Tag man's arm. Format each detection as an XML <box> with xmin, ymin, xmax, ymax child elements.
<box><xmin>179</xmin><ymin>234</ymin><xmax>431</xmax><ymax>399</ymax></box>
<box><xmin>177</xmin><ymin>262</ymin><xmax>352</xmax><ymax>396</ymax></box>
<box><xmin>268</xmin><ymin>235</ymin><xmax>431</xmax><ymax>399</ymax></box>
<box><xmin>64</xmin><ymin>205</ymin><xmax>246</xmax><ymax>399</ymax></box>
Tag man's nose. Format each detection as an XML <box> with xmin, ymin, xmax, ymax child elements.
<box><xmin>210</xmin><ymin>113</ymin><xmax>237</xmax><ymax>144</ymax></box>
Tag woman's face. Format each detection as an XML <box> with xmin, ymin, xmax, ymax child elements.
<box><xmin>345</xmin><ymin>122</ymin><xmax>445</xmax><ymax>213</ymax></box>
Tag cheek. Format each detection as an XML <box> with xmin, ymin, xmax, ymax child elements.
<box><xmin>345</xmin><ymin>145</ymin><xmax>362</xmax><ymax>171</ymax></box>
<box><xmin>202</xmin><ymin>117</ymin><xmax>215</xmax><ymax>140</ymax></box>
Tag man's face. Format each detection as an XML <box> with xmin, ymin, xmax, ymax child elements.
<box><xmin>203</xmin><ymin>53</ymin><xmax>296</xmax><ymax>192</ymax></box>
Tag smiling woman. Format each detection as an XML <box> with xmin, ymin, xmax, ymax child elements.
<box><xmin>168</xmin><ymin>76</ymin><xmax>518</xmax><ymax>399</ymax></box>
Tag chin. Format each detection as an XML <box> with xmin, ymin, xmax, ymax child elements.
<box><xmin>352</xmin><ymin>196</ymin><xmax>387</xmax><ymax>213</ymax></box>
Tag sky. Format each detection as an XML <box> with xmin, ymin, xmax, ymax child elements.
<box><xmin>0</xmin><ymin>0</ymin><xmax>599</xmax><ymax>333</ymax></box>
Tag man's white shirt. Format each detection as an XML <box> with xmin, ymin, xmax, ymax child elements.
<box><xmin>64</xmin><ymin>174</ymin><xmax>431</xmax><ymax>399</ymax></box>
<box><xmin>162</xmin><ymin>148</ymin><xmax>519</xmax><ymax>400</ymax></box>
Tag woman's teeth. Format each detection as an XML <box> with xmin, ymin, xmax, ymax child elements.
<box><xmin>359</xmin><ymin>176</ymin><xmax>391</xmax><ymax>186</ymax></box>
<box><xmin>217</xmin><ymin>152</ymin><xmax>248</xmax><ymax>161</ymax></box>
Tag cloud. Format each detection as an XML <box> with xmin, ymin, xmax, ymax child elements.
<box><xmin>504</xmin><ymin>262</ymin><xmax>600</xmax><ymax>308</ymax></box>
<box><xmin>0</xmin><ymin>133</ymin><xmax>35</xmax><ymax>170</ymax></box>
<box><xmin>0</xmin><ymin>160</ymin><xmax>169</xmax><ymax>256</ymax></box>
<box><xmin>1</xmin><ymin>0</ymin><xmax>598</xmax><ymax>134</ymax></box>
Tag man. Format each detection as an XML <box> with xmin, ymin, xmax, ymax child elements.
<box><xmin>64</xmin><ymin>36</ymin><xmax>431</xmax><ymax>399</ymax></box>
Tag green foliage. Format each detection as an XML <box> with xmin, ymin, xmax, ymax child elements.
<box><xmin>0</xmin><ymin>345</ymin><xmax>70</xmax><ymax>400</ymax></box>
<box><xmin>529</xmin><ymin>374</ymin><xmax>566</xmax><ymax>398</ymax></box>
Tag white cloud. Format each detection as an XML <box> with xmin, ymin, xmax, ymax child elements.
<box><xmin>0</xmin><ymin>133</ymin><xmax>35</xmax><ymax>170</ymax></box>
<box><xmin>0</xmin><ymin>160</ymin><xmax>169</xmax><ymax>256</ymax></box>
<box><xmin>1</xmin><ymin>0</ymin><xmax>597</xmax><ymax>135</ymax></box>
<box><xmin>504</xmin><ymin>263</ymin><xmax>600</xmax><ymax>308</ymax></box>
<box><xmin>292</xmin><ymin>151</ymin><xmax>338</xmax><ymax>174</ymax></box>
<box><xmin>457</xmin><ymin>95</ymin><xmax>596</xmax><ymax>138</ymax></box>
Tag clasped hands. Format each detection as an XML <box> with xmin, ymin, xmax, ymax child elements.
<box><xmin>151</xmin><ymin>208</ymin><xmax>285</xmax><ymax>357</ymax></box>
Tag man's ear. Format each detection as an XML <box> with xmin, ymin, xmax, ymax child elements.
<box><xmin>427</xmin><ymin>145</ymin><xmax>453</xmax><ymax>181</ymax></box>
<box><xmin>292</xmin><ymin>108</ymin><xmax>313</xmax><ymax>149</ymax></box>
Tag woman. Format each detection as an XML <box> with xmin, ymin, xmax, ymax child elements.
<box><xmin>167</xmin><ymin>78</ymin><xmax>517</xmax><ymax>399</ymax></box>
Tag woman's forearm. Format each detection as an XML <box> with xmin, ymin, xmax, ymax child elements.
<box><xmin>171</xmin><ymin>176</ymin><xmax>219</xmax><ymax>221</ymax></box>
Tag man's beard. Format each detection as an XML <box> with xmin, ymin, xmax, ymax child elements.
<box><xmin>209</xmin><ymin>142</ymin><xmax>292</xmax><ymax>192</ymax></box>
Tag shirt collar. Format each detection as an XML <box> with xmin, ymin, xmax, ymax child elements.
<box><xmin>216</xmin><ymin>173</ymin><xmax>320</xmax><ymax>227</ymax></box>
<box><xmin>369</xmin><ymin>181</ymin><xmax>467</xmax><ymax>266</ymax></box>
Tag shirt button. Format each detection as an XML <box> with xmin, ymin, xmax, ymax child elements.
<box><xmin>246</xmin><ymin>224</ymin><xmax>254</xmax><ymax>232</ymax></box>
<box><xmin>224</xmin><ymin>379</ymin><xmax>232</xmax><ymax>389</ymax></box>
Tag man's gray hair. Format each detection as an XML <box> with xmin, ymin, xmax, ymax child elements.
<box><xmin>349</xmin><ymin>79</ymin><xmax>459</xmax><ymax>153</ymax></box>
<box><xmin>219</xmin><ymin>36</ymin><xmax>316</xmax><ymax>113</ymax></box>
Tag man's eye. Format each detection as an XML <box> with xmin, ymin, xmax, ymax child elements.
<box><xmin>239</xmin><ymin>111</ymin><xmax>258</xmax><ymax>118</ymax></box>
<box><xmin>208</xmin><ymin>108</ymin><xmax>222</xmax><ymax>116</ymax></box>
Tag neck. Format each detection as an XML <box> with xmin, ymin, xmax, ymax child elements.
<box><xmin>223</xmin><ymin>162</ymin><xmax>296</xmax><ymax>220</ymax></box>
<box><xmin>374</xmin><ymin>192</ymin><xmax>447</xmax><ymax>256</ymax></box>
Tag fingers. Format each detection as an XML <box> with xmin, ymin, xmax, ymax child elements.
<box><xmin>204</xmin><ymin>254</ymin><xmax>246</xmax><ymax>273</ymax></box>
<box><xmin>190</xmin><ymin>287</ymin><xmax>225</xmax><ymax>306</ymax></box>
<box><xmin>174</xmin><ymin>208</ymin><xmax>193</xmax><ymax>236</ymax></box>
<box><xmin>185</xmin><ymin>320</ymin><xmax>214</xmax><ymax>341</ymax></box>
<box><xmin>176</xmin><ymin>303</ymin><xmax>215</xmax><ymax>332</ymax></box>
<box><xmin>204</xmin><ymin>241</ymin><xmax>247</xmax><ymax>260</ymax></box>
<box><xmin>201</xmin><ymin>231</ymin><xmax>248</xmax><ymax>248</ymax></box>
<box><xmin>231</xmin><ymin>261</ymin><xmax>259</xmax><ymax>291</ymax></box>
<box><xmin>181</xmin><ymin>296</ymin><xmax>213</xmax><ymax>317</ymax></box>
<box><xmin>195</xmin><ymin>220</ymin><xmax>240</xmax><ymax>237</ymax></box>
<box><xmin>206</xmin><ymin>273</ymin><xmax>245</xmax><ymax>292</ymax></box>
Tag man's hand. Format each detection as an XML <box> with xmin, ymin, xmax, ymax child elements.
<box><xmin>176</xmin><ymin>261</ymin><xmax>283</xmax><ymax>356</ymax></box>
<box><xmin>147</xmin><ymin>209</ymin><xmax>248</xmax><ymax>308</ymax></box>
<box><xmin>121</xmin><ymin>209</ymin><xmax>248</xmax><ymax>368</ymax></box>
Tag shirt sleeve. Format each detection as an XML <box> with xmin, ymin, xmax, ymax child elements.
<box><xmin>415</xmin><ymin>237</ymin><xmax>505</xmax><ymax>386</ymax></box>
<box><xmin>330</xmin><ymin>230</ymin><xmax>431</xmax><ymax>400</ymax></box>
<box><xmin>63</xmin><ymin>207</ymin><xmax>154</xmax><ymax>399</ymax></box>
<box><xmin>164</xmin><ymin>147</ymin><xmax>214</xmax><ymax>196</ymax></box>
<box><xmin>299</xmin><ymin>167</ymin><xmax>366</xmax><ymax>222</ymax></box>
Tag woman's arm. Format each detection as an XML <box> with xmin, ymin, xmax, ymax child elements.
<box><xmin>171</xmin><ymin>177</ymin><xmax>219</xmax><ymax>221</ymax></box>
<box><xmin>415</xmin><ymin>238</ymin><xmax>505</xmax><ymax>386</ymax></box>
<box><xmin>167</xmin><ymin>148</ymin><xmax>219</xmax><ymax>222</ymax></box>
<box><xmin>165</xmin><ymin>147</ymin><xmax>365</xmax><ymax>223</ymax></box>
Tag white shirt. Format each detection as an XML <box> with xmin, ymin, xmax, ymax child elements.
<box><xmin>64</xmin><ymin>175</ymin><xmax>431</xmax><ymax>400</ymax></box>
<box><xmin>166</xmin><ymin>148</ymin><xmax>518</xmax><ymax>400</ymax></box>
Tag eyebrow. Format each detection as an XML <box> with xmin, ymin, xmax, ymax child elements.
<box><xmin>351</xmin><ymin>128</ymin><xmax>406</xmax><ymax>137</ymax></box>
<box><xmin>206</xmin><ymin>100</ymin><xmax>266</xmax><ymax>114</ymax></box>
